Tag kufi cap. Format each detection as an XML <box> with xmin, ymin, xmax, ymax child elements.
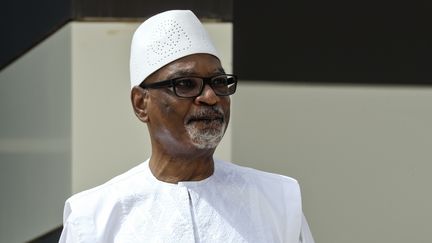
<box><xmin>130</xmin><ymin>10</ymin><xmax>220</xmax><ymax>88</ymax></box>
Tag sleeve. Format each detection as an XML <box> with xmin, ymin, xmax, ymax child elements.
<box><xmin>299</xmin><ymin>213</ymin><xmax>315</xmax><ymax>243</ymax></box>
<box><xmin>58</xmin><ymin>201</ymin><xmax>81</xmax><ymax>243</ymax></box>
<box><xmin>58</xmin><ymin>199</ymin><xmax>99</xmax><ymax>243</ymax></box>
<box><xmin>59</xmin><ymin>220</ymin><xmax>81</xmax><ymax>243</ymax></box>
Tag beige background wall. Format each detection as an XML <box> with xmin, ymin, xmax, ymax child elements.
<box><xmin>0</xmin><ymin>25</ymin><xmax>72</xmax><ymax>243</ymax></box>
<box><xmin>70</xmin><ymin>22</ymin><xmax>148</xmax><ymax>194</ymax></box>
<box><xmin>232</xmin><ymin>83</ymin><xmax>432</xmax><ymax>243</ymax></box>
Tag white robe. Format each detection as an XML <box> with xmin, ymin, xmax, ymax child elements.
<box><xmin>59</xmin><ymin>159</ymin><xmax>315</xmax><ymax>243</ymax></box>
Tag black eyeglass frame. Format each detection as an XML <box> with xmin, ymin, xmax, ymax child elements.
<box><xmin>139</xmin><ymin>74</ymin><xmax>238</xmax><ymax>98</ymax></box>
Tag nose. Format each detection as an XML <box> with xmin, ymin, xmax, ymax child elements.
<box><xmin>194</xmin><ymin>84</ymin><xmax>219</xmax><ymax>105</ymax></box>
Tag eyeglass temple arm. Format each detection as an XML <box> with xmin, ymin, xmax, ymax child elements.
<box><xmin>139</xmin><ymin>79</ymin><xmax>173</xmax><ymax>89</ymax></box>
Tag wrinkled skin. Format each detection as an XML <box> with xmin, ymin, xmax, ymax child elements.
<box><xmin>131</xmin><ymin>54</ymin><xmax>230</xmax><ymax>183</ymax></box>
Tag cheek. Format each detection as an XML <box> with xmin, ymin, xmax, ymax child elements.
<box><xmin>160</xmin><ymin>99</ymin><xmax>174</xmax><ymax>116</ymax></box>
<box><xmin>149</xmin><ymin>91</ymin><xmax>174</xmax><ymax>114</ymax></box>
<box><xmin>150</xmin><ymin>93</ymin><xmax>190</xmax><ymax>126</ymax></box>
<box><xmin>222</xmin><ymin>97</ymin><xmax>231</xmax><ymax>119</ymax></box>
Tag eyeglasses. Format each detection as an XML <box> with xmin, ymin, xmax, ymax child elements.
<box><xmin>139</xmin><ymin>74</ymin><xmax>238</xmax><ymax>98</ymax></box>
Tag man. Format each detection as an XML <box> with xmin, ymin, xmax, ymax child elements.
<box><xmin>59</xmin><ymin>10</ymin><xmax>314</xmax><ymax>243</ymax></box>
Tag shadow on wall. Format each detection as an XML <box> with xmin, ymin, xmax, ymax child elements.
<box><xmin>26</xmin><ymin>226</ymin><xmax>62</xmax><ymax>243</ymax></box>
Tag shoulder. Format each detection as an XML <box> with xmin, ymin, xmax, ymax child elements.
<box><xmin>215</xmin><ymin>159</ymin><xmax>301</xmax><ymax>200</ymax></box>
<box><xmin>216</xmin><ymin>159</ymin><xmax>299</xmax><ymax>186</ymax></box>
<box><xmin>68</xmin><ymin>161</ymin><xmax>147</xmax><ymax>203</ymax></box>
<box><xmin>215</xmin><ymin>159</ymin><xmax>304</xmax><ymax>236</ymax></box>
<box><xmin>63</xmin><ymin>161</ymin><xmax>150</xmax><ymax>224</ymax></box>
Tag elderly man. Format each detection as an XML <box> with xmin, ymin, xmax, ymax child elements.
<box><xmin>59</xmin><ymin>10</ymin><xmax>314</xmax><ymax>243</ymax></box>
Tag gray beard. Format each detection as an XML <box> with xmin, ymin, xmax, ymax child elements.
<box><xmin>185</xmin><ymin>121</ymin><xmax>226</xmax><ymax>149</ymax></box>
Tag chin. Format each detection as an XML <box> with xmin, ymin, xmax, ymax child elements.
<box><xmin>191</xmin><ymin>138</ymin><xmax>222</xmax><ymax>150</ymax></box>
<box><xmin>186</xmin><ymin>123</ymin><xmax>226</xmax><ymax>150</ymax></box>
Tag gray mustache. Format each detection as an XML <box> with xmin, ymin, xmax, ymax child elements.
<box><xmin>187</xmin><ymin>107</ymin><xmax>224</xmax><ymax>123</ymax></box>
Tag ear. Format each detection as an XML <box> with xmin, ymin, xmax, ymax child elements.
<box><xmin>131</xmin><ymin>86</ymin><xmax>149</xmax><ymax>123</ymax></box>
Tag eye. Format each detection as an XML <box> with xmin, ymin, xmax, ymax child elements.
<box><xmin>211</xmin><ymin>76</ymin><xmax>229</xmax><ymax>86</ymax></box>
<box><xmin>175</xmin><ymin>78</ymin><xmax>198</xmax><ymax>89</ymax></box>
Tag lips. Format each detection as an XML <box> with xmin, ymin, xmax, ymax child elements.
<box><xmin>187</xmin><ymin>115</ymin><xmax>224</xmax><ymax>124</ymax></box>
<box><xmin>186</xmin><ymin>108</ymin><xmax>225</xmax><ymax>125</ymax></box>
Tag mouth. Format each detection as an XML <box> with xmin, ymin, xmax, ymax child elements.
<box><xmin>187</xmin><ymin>116</ymin><xmax>224</xmax><ymax>125</ymax></box>
<box><xmin>186</xmin><ymin>108</ymin><xmax>225</xmax><ymax>126</ymax></box>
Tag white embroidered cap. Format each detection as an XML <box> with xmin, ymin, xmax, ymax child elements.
<box><xmin>129</xmin><ymin>10</ymin><xmax>220</xmax><ymax>88</ymax></box>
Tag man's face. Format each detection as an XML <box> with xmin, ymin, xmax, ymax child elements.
<box><xmin>137</xmin><ymin>54</ymin><xmax>230</xmax><ymax>154</ymax></box>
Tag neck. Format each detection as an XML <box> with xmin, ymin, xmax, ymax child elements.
<box><xmin>149</xmin><ymin>149</ymin><xmax>215</xmax><ymax>184</ymax></box>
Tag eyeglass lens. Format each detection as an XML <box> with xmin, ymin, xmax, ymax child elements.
<box><xmin>173</xmin><ymin>75</ymin><xmax>236</xmax><ymax>97</ymax></box>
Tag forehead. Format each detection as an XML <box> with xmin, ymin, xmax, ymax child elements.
<box><xmin>147</xmin><ymin>54</ymin><xmax>224</xmax><ymax>82</ymax></box>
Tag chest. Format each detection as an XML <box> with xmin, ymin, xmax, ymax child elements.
<box><xmin>113</xmin><ymin>185</ymin><xmax>296</xmax><ymax>243</ymax></box>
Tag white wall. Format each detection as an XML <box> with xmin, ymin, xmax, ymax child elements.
<box><xmin>232</xmin><ymin>82</ymin><xmax>432</xmax><ymax>243</ymax></box>
<box><xmin>0</xmin><ymin>25</ymin><xmax>72</xmax><ymax>243</ymax></box>
<box><xmin>70</xmin><ymin>22</ymin><xmax>147</xmax><ymax>194</ymax></box>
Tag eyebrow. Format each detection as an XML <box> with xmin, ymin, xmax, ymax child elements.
<box><xmin>167</xmin><ymin>67</ymin><xmax>226</xmax><ymax>80</ymax></box>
